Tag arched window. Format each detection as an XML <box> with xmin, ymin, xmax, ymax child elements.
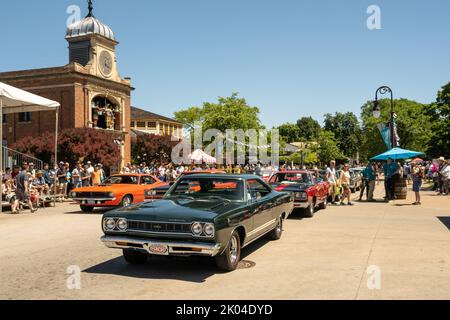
<box><xmin>91</xmin><ymin>96</ymin><xmax>120</xmax><ymax>130</ymax></box>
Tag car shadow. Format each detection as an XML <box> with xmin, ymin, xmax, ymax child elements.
<box><xmin>64</xmin><ymin>208</ymin><xmax>113</xmax><ymax>215</ymax></box>
<box><xmin>83</xmin><ymin>236</ymin><xmax>270</xmax><ymax>282</ymax></box>
<box><xmin>83</xmin><ymin>255</ymin><xmax>218</xmax><ymax>283</ymax></box>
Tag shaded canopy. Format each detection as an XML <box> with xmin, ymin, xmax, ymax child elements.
<box><xmin>189</xmin><ymin>149</ymin><xmax>217</xmax><ymax>164</ymax></box>
<box><xmin>0</xmin><ymin>82</ymin><xmax>60</xmax><ymax>114</ymax></box>
<box><xmin>370</xmin><ymin>147</ymin><xmax>425</xmax><ymax>161</ymax></box>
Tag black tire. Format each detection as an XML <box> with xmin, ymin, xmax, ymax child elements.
<box><xmin>215</xmin><ymin>230</ymin><xmax>241</xmax><ymax>272</ymax></box>
<box><xmin>121</xmin><ymin>195</ymin><xmax>133</xmax><ymax>207</ymax></box>
<box><xmin>319</xmin><ymin>197</ymin><xmax>328</xmax><ymax>210</ymax></box>
<box><xmin>123</xmin><ymin>249</ymin><xmax>148</xmax><ymax>264</ymax></box>
<box><xmin>80</xmin><ymin>205</ymin><xmax>94</xmax><ymax>213</ymax></box>
<box><xmin>267</xmin><ymin>216</ymin><xmax>283</xmax><ymax>240</ymax></box>
<box><xmin>303</xmin><ymin>201</ymin><xmax>315</xmax><ymax>218</ymax></box>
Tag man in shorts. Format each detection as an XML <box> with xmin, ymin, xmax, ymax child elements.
<box><xmin>326</xmin><ymin>160</ymin><xmax>338</xmax><ymax>205</ymax></box>
<box><xmin>15</xmin><ymin>164</ymin><xmax>37</xmax><ymax>213</ymax></box>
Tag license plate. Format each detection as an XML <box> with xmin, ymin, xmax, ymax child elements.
<box><xmin>87</xmin><ymin>200</ymin><xmax>96</xmax><ymax>205</ymax></box>
<box><xmin>147</xmin><ymin>244</ymin><xmax>169</xmax><ymax>256</ymax></box>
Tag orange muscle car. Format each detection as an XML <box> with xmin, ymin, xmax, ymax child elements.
<box><xmin>70</xmin><ymin>174</ymin><xmax>166</xmax><ymax>212</ymax></box>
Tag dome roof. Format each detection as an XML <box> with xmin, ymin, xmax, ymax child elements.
<box><xmin>66</xmin><ymin>16</ymin><xmax>115</xmax><ymax>41</ymax></box>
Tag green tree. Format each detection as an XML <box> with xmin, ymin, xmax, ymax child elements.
<box><xmin>174</xmin><ymin>93</ymin><xmax>263</xmax><ymax>133</ymax></box>
<box><xmin>427</xmin><ymin>82</ymin><xmax>450</xmax><ymax>158</ymax></box>
<box><xmin>278</xmin><ymin>123</ymin><xmax>301</xmax><ymax>143</ymax></box>
<box><xmin>323</xmin><ymin>112</ymin><xmax>362</xmax><ymax>158</ymax></box>
<box><xmin>360</xmin><ymin>99</ymin><xmax>432</xmax><ymax>159</ymax></box>
<box><xmin>296</xmin><ymin>117</ymin><xmax>321</xmax><ymax>141</ymax></box>
<box><xmin>316</xmin><ymin>130</ymin><xmax>345</xmax><ymax>165</ymax></box>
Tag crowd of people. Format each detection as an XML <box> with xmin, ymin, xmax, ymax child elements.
<box><xmin>2</xmin><ymin>155</ymin><xmax>449</xmax><ymax>214</ymax></box>
<box><xmin>1</xmin><ymin>161</ymin><xmax>108</xmax><ymax>214</ymax></box>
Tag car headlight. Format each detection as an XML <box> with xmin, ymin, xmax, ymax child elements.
<box><xmin>295</xmin><ymin>192</ymin><xmax>307</xmax><ymax>200</ymax></box>
<box><xmin>104</xmin><ymin>218</ymin><xmax>116</xmax><ymax>231</ymax></box>
<box><xmin>117</xmin><ymin>218</ymin><xmax>127</xmax><ymax>231</ymax></box>
<box><xmin>191</xmin><ymin>222</ymin><xmax>203</xmax><ymax>236</ymax></box>
<box><xmin>204</xmin><ymin>223</ymin><xmax>215</xmax><ymax>237</ymax></box>
<box><xmin>71</xmin><ymin>192</ymin><xmax>77</xmax><ymax>198</ymax></box>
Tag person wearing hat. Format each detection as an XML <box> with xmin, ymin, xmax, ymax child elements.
<box><xmin>34</xmin><ymin>170</ymin><xmax>49</xmax><ymax>198</ymax></box>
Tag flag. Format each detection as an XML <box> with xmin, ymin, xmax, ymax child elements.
<box><xmin>377</xmin><ymin>123</ymin><xmax>391</xmax><ymax>149</ymax></box>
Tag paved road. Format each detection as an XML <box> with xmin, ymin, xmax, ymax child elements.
<box><xmin>1</xmin><ymin>187</ymin><xmax>449</xmax><ymax>300</ymax></box>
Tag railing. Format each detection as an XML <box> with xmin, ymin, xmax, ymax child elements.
<box><xmin>1</xmin><ymin>147</ymin><xmax>43</xmax><ymax>171</ymax></box>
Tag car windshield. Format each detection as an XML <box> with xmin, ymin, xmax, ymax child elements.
<box><xmin>103</xmin><ymin>175</ymin><xmax>139</xmax><ymax>185</ymax></box>
<box><xmin>270</xmin><ymin>173</ymin><xmax>311</xmax><ymax>184</ymax></box>
<box><xmin>165</xmin><ymin>177</ymin><xmax>245</xmax><ymax>201</ymax></box>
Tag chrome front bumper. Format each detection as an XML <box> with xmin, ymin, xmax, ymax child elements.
<box><xmin>293</xmin><ymin>201</ymin><xmax>309</xmax><ymax>209</ymax></box>
<box><xmin>101</xmin><ymin>236</ymin><xmax>222</xmax><ymax>257</ymax></box>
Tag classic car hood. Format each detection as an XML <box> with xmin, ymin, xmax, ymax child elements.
<box><xmin>274</xmin><ymin>183</ymin><xmax>311</xmax><ymax>192</ymax></box>
<box><xmin>106</xmin><ymin>199</ymin><xmax>242</xmax><ymax>222</ymax></box>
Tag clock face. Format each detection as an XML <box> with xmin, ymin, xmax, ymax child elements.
<box><xmin>99</xmin><ymin>51</ymin><xmax>113</xmax><ymax>76</ymax></box>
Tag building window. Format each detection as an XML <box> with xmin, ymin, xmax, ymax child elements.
<box><xmin>19</xmin><ymin>112</ymin><xmax>32</xmax><ymax>123</ymax></box>
<box><xmin>148</xmin><ymin>122</ymin><xmax>157</xmax><ymax>129</ymax></box>
<box><xmin>131</xmin><ymin>121</ymin><xmax>135</xmax><ymax>127</ymax></box>
<box><xmin>137</xmin><ymin>122</ymin><xmax>146</xmax><ymax>128</ymax></box>
<box><xmin>2</xmin><ymin>115</ymin><xmax>7</xmax><ymax>124</ymax></box>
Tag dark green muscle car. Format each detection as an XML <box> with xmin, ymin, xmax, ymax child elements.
<box><xmin>101</xmin><ymin>174</ymin><xmax>294</xmax><ymax>271</ymax></box>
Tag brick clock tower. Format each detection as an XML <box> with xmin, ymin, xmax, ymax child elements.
<box><xmin>0</xmin><ymin>0</ymin><xmax>132</xmax><ymax>169</ymax></box>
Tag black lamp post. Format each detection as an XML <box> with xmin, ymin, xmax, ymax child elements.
<box><xmin>373</xmin><ymin>86</ymin><xmax>395</xmax><ymax>149</ymax></box>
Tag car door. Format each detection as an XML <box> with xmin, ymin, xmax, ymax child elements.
<box><xmin>246</xmin><ymin>179</ymin><xmax>276</xmax><ymax>241</ymax></box>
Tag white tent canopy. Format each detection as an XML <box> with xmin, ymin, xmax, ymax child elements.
<box><xmin>1</xmin><ymin>82</ymin><xmax>60</xmax><ymax>204</ymax></box>
<box><xmin>0</xmin><ymin>82</ymin><xmax>60</xmax><ymax>114</ymax></box>
<box><xmin>189</xmin><ymin>149</ymin><xmax>217</xmax><ymax>164</ymax></box>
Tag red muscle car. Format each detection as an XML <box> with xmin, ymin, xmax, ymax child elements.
<box><xmin>268</xmin><ymin>170</ymin><xmax>329</xmax><ymax>217</ymax></box>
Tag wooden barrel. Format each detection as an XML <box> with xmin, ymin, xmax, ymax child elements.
<box><xmin>394</xmin><ymin>178</ymin><xmax>407</xmax><ymax>200</ymax></box>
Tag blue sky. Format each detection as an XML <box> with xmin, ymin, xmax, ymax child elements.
<box><xmin>1</xmin><ymin>0</ymin><xmax>449</xmax><ymax>128</ymax></box>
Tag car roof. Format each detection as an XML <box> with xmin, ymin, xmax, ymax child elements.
<box><xmin>276</xmin><ymin>170</ymin><xmax>309</xmax><ymax>174</ymax></box>
<box><xmin>180</xmin><ymin>173</ymin><xmax>264</xmax><ymax>181</ymax></box>
<box><xmin>111</xmin><ymin>173</ymin><xmax>154</xmax><ymax>177</ymax></box>
<box><xmin>184</xmin><ymin>170</ymin><xmax>226</xmax><ymax>174</ymax></box>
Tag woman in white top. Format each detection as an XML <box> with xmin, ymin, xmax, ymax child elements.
<box><xmin>339</xmin><ymin>164</ymin><xmax>354</xmax><ymax>206</ymax></box>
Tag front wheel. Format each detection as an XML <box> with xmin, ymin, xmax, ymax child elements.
<box><xmin>303</xmin><ymin>202</ymin><xmax>315</xmax><ymax>218</ymax></box>
<box><xmin>121</xmin><ymin>195</ymin><xmax>133</xmax><ymax>207</ymax></box>
<box><xmin>123</xmin><ymin>249</ymin><xmax>148</xmax><ymax>264</ymax></box>
<box><xmin>267</xmin><ymin>216</ymin><xmax>283</xmax><ymax>240</ymax></box>
<box><xmin>80</xmin><ymin>205</ymin><xmax>94</xmax><ymax>213</ymax></box>
<box><xmin>215</xmin><ymin>230</ymin><xmax>241</xmax><ymax>272</ymax></box>
<box><xmin>319</xmin><ymin>197</ymin><xmax>328</xmax><ymax>210</ymax></box>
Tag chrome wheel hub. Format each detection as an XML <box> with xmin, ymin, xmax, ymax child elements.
<box><xmin>229</xmin><ymin>236</ymin><xmax>238</xmax><ymax>264</ymax></box>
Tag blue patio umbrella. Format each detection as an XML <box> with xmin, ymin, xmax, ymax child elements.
<box><xmin>370</xmin><ymin>148</ymin><xmax>425</xmax><ymax>161</ymax></box>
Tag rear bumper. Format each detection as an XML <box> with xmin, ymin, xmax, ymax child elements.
<box><xmin>101</xmin><ymin>235</ymin><xmax>222</xmax><ymax>257</ymax></box>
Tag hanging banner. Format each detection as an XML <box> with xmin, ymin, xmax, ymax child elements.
<box><xmin>377</xmin><ymin>123</ymin><xmax>391</xmax><ymax>149</ymax></box>
<box><xmin>392</xmin><ymin>113</ymin><xmax>400</xmax><ymax>147</ymax></box>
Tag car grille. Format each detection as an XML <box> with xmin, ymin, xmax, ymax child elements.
<box><xmin>75</xmin><ymin>192</ymin><xmax>112</xmax><ymax>198</ymax></box>
<box><xmin>128</xmin><ymin>220</ymin><xmax>192</xmax><ymax>234</ymax></box>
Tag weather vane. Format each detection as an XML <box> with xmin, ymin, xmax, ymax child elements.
<box><xmin>87</xmin><ymin>0</ymin><xmax>94</xmax><ymax>18</ymax></box>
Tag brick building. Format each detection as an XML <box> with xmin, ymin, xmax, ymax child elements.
<box><xmin>0</xmin><ymin>2</ymin><xmax>132</xmax><ymax>167</ymax></box>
